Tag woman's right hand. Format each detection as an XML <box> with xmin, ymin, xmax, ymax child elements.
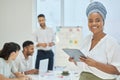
<box><xmin>68</xmin><ymin>57</ymin><xmax>77</xmax><ymax>65</ymax></box>
<box><xmin>17</xmin><ymin>76</ymin><xmax>31</xmax><ymax>80</ymax></box>
<box><xmin>68</xmin><ymin>57</ymin><xmax>74</xmax><ymax>62</ymax></box>
<box><xmin>17</xmin><ymin>77</ymin><xmax>26</xmax><ymax>80</ymax></box>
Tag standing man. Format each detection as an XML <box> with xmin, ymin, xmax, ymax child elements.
<box><xmin>34</xmin><ymin>14</ymin><xmax>55</xmax><ymax>71</ymax></box>
<box><xmin>15</xmin><ymin>41</ymin><xmax>38</xmax><ymax>75</ymax></box>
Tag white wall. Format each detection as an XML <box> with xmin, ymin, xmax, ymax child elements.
<box><xmin>0</xmin><ymin>0</ymin><xmax>36</xmax><ymax>48</ymax></box>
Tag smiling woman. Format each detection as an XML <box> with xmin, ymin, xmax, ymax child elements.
<box><xmin>79</xmin><ymin>2</ymin><xmax>120</xmax><ymax>80</ymax></box>
<box><xmin>69</xmin><ymin>1</ymin><xmax>120</xmax><ymax>80</ymax></box>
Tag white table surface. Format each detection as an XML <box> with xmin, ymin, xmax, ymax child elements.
<box><xmin>28</xmin><ymin>71</ymin><xmax>120</xmax><ymax>80</ymax></box>
<box><xmin>28</xmin><ymin>71</ymin><xmax>80</xmax><ymax>80</ymax></box>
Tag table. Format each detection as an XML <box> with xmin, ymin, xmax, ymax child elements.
<box><xmin>29</xmin><ymin>71</ymin><xmax>80</xmax><ymax>80</ymax></box>
<box><xmin>29</xmin><ymin>71</ymin><xmax>120</xmax><ymax>80</ymax></box>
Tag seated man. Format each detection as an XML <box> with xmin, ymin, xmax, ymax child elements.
<box><xmin>15</xmin><ymin>41</ymin><xmax>38</xmax><ymax>75</ymax></box>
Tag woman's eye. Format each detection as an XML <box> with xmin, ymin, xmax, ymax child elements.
<box><xmin>89</xmin><ymin>20</ymin><xmax>93</xmax><ymax>23</ymax></box>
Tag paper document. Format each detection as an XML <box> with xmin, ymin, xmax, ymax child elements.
<box><xmin>63</xmin><ymin>48</ymin><xmax>86</xmax><ymax>61</ymax></box>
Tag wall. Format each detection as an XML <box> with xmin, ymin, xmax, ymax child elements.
<box><xmin>0</xmin><ymin>0</ymin><xmax>36</xmax><ymax>48</ymax></box>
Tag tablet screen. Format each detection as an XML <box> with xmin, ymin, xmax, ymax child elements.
<box><xmin>63</xmin><ymin>48</ymin><xmax>86</xmax><ymax>61</ymax></box>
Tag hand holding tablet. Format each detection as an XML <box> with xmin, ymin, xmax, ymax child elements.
<box><xmin>63</xmin><ymin>48</ymin><xmax>86</xmax><ymax>62</ymax></box>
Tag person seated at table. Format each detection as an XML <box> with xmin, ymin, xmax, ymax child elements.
<box><xmin>15</xmin><ymin>41</ymin><xmax>38</xmax><ymax>75</ymax></box>
<box><xmin>0</xmin><ymin>42</ymin><xmax>27</xmax><ymax>78</ymax></box>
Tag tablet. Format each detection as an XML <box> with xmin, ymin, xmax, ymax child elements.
<box><xmin>63</xmin><ymin>48</ymin><xmax>86</xmax><ymax>61</ymax></box>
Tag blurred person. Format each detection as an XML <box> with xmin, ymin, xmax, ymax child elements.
<box><xmin>0</xmin><ymin>42</ymin><xmax>28</xmax><ymax>79</ymax></box>
<box><xmin>33</xmin><ymin>14</ymin><xmax>55</xmax><ymax>71</ymax></box>
<box><xmin>15</xmin><ymin>41</ymin><xmax>38</xmax><ymax>75</ymax></box>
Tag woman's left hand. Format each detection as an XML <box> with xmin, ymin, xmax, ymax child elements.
<box><xmin>80</xmin><ymin>57</ymin><xmax>97</xmax><ymax>67</ymax></box>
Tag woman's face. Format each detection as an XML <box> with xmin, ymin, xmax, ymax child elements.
<box><xmin>88</xmin><ymin>12</ymin><xmax>104</xmax><ymax>34</ymax></box>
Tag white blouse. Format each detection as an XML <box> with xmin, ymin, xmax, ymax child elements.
<box><xmin>0</xmin><ymin>58</ymin><xmax>17</xmax><ymax>78</ymax></box>
<box><xmin>79</xmin><ymin>34</ymin><xmax>120</xmax><ymax>79</ymax></box>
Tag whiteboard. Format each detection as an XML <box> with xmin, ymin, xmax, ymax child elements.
<box><xmin>55</xmin><ymin>26</ymin><xmax>83</xmax><ymax>67</ymax></box>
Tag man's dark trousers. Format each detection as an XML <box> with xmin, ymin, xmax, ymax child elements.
<box><xmin>35</xmin><ymin>50</ymin><xmax>54</xmax><ymax>70</ymax></box>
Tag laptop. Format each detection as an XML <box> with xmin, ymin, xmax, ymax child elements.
<box><xmin>39</xmin><ymin>59</ymin><xmax>49</xmax><ymax>74</ymax></box>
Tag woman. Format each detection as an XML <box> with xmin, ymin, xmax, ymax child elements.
<box><xmin>69</xmin><ymin>1</ymin><xmax>120</xmax><ymax>80</ymax></box>
<box><xmin>0</xmin><ymin>42</ymin><xmax>28</xmax><ymax>80</ymax></box>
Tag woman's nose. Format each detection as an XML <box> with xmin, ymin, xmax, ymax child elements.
<box><xmin>92</xmin><ymin>21</ymin><xmax>97</xmax><ymax>26</ymax></box>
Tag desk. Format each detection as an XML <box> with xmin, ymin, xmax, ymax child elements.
<box><xmin>28</xmin><ymin>71</ymin><xmax>120</xmax><ymax>80</ymax></box>
<box><xmin>29</xmin><ymin>71</ymin><xmax>80</xmax><ymax>80</ymax></box>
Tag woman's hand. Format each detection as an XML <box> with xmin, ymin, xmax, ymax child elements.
<box><xmin>14</xmin><ymin>72</ymin><xmax>25</xmax><ymax>78</ymax></box>
<box><xmin>17</xmin><ymin>76</ymin><xmax>31</xmax><ymax>80</ymax></box>
<box><xmin>17</xmin><ymin>77</ymin><xmax>28</xmax><ymax>80</ymax></box>
<box><xmin>68</xmin><ymin>57</ymin><xmax>74</xmax><ymax>62</ymax></box>
<box><xmin>80</xmin><ymin>57</ymin><xmax>97</xmax><ymax>67</ymax></box>
<box><xmin>80</xmin><ymin>57</ymin><xmax>120</xmax><ymax>74</ymax></box>
<box><xmin>68</xmin><ymin>57</ymin><xmax>77</xmax><ymax>65</ymax></box>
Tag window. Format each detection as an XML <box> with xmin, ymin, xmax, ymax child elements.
<box><xmin>37</xmin><ymin>0</ymin><xmax>61</xmax><ymax>28</ymax></box>
<box><xmin>37</xmin><ymin>0</ymin><xmax>90</xmax><ymax>28</ymax></box>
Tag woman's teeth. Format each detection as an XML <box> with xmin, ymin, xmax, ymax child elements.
<box><xmin>92</xmin><ymin>26</ymin><xmax>97</xmax><ymax>29</ymax></box>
